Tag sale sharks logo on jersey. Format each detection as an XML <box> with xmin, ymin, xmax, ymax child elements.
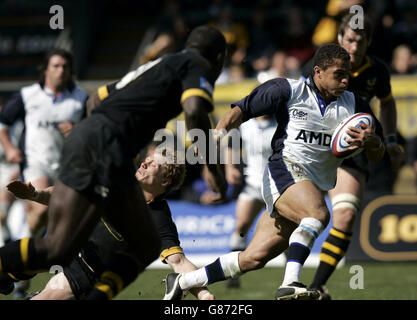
<box><xmin>290</xmin><ymin>109</ymin><xmax>308</xmax><ymax>120</ymax></box>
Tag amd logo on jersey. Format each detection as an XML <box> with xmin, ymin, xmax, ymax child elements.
<box><xmin>295</xmin><ymin>130</ymin><xmax>332</xmax><ymax>146</ymax></box>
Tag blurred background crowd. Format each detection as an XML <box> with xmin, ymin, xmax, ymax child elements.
<box><xmin>1</xmin><ymin>0</ymin><xmax>417</xmax><ymax>81</ymax></box>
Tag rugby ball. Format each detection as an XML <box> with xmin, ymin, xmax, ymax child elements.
<box><xmin>330</xmin><ymin>113</ymin><xmax>374</xmax><ymax>159</ymax></box>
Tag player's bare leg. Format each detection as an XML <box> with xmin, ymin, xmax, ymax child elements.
<box><xmin>163</xmin><ymin>210</ymin><xmax>296</xmax><ymax>300</ymax></box>
<box><xmin>309</xmin><ymin>166</ymin><xmax>365</xmax><ymax>298</ymax></box>
<box><xmin>329</xmin><ymin>167</ymin><xmax>364</xmax><ymax>232</ymax></box>
<box><xmin>24</xmin><ymin>175</ymin><xmax>50</xmax><ymax>235</ymax></box>
<box><xmin>230</xmin><ymin>198</ymin><xmax>264</xmax><ymax>251</ymax></box>
<box><xmin>273</xmin><ymin>180</ymin><xmax>329</xmax><ymax>299</ymax></box>
<box><xmin>0</xmin><ymin>180</ymin><xmax>103</xmax><ymax>296</ymax></box>
<box><xmin>227</xmin><ymin>198</ymin><xmax>264</xmax><ymax>288</ymax></box>
<box><xmin>34</xmin><ymin>180</ymin><xmax>103</xmax><ymax>267</ymax></box>
<box><xmin>238</xmin><ymin>210</ymin><xmax>296</xmax><ymax>272</ymax></box>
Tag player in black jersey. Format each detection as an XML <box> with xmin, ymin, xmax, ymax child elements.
<box><xmin>0</xmin><ymin>25</ymin><xmax>227</xmax><ymax>299</ymax></box>
<box><xmin>4</xmin><ymin>143</ymin><xmax>214</xmax><ymax>300</ymax></box>
<box><xmin>303</xmin><ymin>13</ymin><xmax>404</xmax><ymax>299</ymax></box>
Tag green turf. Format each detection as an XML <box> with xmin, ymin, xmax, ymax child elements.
<box><xmin>1</xmin><ymin>262</ymin><xmax>417</xmax><ymax>300</ymax></box>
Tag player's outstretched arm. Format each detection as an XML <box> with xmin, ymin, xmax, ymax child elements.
<box><xmin>182</xmin><ymin>96</ymin><xmax>227</xmax><ymax>200</ymax></box>
<box><xmin>379</xmin><ymin>96</ymin><xmax>404</xmax><ymax>171</ymax></box>
<box><xmin>6</xmin><ymin>180</ymin><xmax>53</xmax><ymax>206</ymax></box>
<box><xmin>216</xmin><ymin>106</ymin><xmax>244</xmax><ymax>132</ymax></box>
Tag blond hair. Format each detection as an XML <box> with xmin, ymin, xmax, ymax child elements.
<box><xmin>156</xmin><ymin>146</ymin><xmax>186</xmax><ymax>194</ymax></box>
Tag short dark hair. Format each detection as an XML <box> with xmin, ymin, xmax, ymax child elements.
<box><xmin>185</xmin><ymin>25</ymin><xmax>226</xmax><ymax>63</ymax></box>
<box><xmin>313</xmin><ymin>43</ymin><xmax>350</xmax><ymax>70</ymax></box>
<box><xmin>38</xmin><ymin>48</ymin><xmax>75</xmax><ymax>84</ymax></box>
<box><xmin>338</xmin><ymin>13</ymin><xmax>374</xmax><ymax>42</ymax></box>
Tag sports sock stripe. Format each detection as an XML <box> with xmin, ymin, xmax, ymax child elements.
<box><xmin>322</xmin><ymin>241</ymin><xmax>345</xmax><ymax>256</ymax></box>
<box><xmin>300</xmin><ymin>225</ymin><xmax>319</xmax><ymax>239</ymax></box>
<box><xmin>287</xmin><ymin>242</ymin><xmax>310</xmax><ymax>264</ymax></box>
<box><xmin>20</xmin><ymin>238</ymin><xmax>30</xmax><ymax>266</ymax></box>
<box><xmin>94</xmin><ymin>283</ymin><xmax>114</xmax><ymax>299</ymax></box>
<box><xmin>205</xmin><ymin>258</ymin><xmax>226</xmax><ymax>285</ymax></box>
<box><xmin>101</xmin><ymin>271</ymin><xmax>124</xmax><ymax>294</ymax></box>
<box><xmin>329</xmin><ymin>228</ymin><xmax>352</xmax><ymax>241</ymax></box>
<box><xmin>320</xmin><ymin>253</ymin><xmax>338</xmax><ymax>267</ymax></box>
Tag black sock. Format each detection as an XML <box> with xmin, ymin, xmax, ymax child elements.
<box><xmin>310</xmin><ymin>228</ymin><xmax>352</xmax><ymax>289</ymax></box>
<box><xmin>0</xmin><ymin>238</ymin><xmax>45</xmax><ymax>274</ymax></box>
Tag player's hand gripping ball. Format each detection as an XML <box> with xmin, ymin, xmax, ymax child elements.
<box><xmin>330</xmin><ymin>113</ymin><xmax>374</xmax><ymax>159</ymax></box>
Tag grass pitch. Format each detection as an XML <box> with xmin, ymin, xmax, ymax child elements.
<box><xmin>2</xmin><ymin>262</ymin><xmax>417</xmax><ymax>300</ymax></box>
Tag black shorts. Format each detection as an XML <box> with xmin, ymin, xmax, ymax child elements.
<box><xmin>63</xmin><ymin>220</ymin><xmax>129</xmax><ymax>300</ymax></box>
<box><xmin>64</xmin><ymin>201</ymin><xmax>182</xmax><ymax>299</ymax></box>
<box><xmin>341</xmin><ymin>152</ymin><xmax>369</xmax><ymax>176</ymax></box>
<box><xmin>58</xmin><ymin>114</ymin><xmax>137</xmax><ymax>202</ymax></box>
<box><xmin>341</xmin><ymin>149</ymin><xmax>392</xmax><ymax>184</ymax></box>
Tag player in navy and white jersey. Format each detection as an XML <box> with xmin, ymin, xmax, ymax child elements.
<box><xmin>301</xmin><ymin>14</ymin><xmax>404</xmax><ymax>299</ymax></box>
<box><xmin>163</xmin><ymin>43</ymin><xmax>385</xmax><ymax>301</ymax></box>
<box><xmin>0</xmin><ymin>49</ymin><xmax>87</xmax><ymax>236</ymax></box>
<box><xmin>0</xmin><ymin>25</ymin><xmax>227</xmax><ymax>300</ymax></box>
<box><xmin>225</xmin><ymin>115</ymin><xmax>276</xmax><ymax>288</ymax></box>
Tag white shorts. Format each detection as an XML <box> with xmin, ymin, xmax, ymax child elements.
<box><xmin>23</xmin><ymin>165</ymin><xmax>59</xmax><ymax>183</ymax></box>
<box><xmin>0</xmin><ymin>162</ymin><xmax>19</xmax><ymax>188</ymax></box>
<box><xmin>238</xmin><ymin>182</ymin><xmax>263</xmax><ymax>202</ymax></box>
<box><xmin>262</xmin><ymin>157</ymin><xmax>310</xmax><ymax>216</ymax></box>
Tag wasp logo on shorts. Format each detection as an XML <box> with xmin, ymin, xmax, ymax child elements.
<box><xmin>94</xmin><ymin>185</ymin><xmax>109</xmax><ymax>198</ymax></box>
<box><xmin>295</xmin><ymin>130</ymin><xmax>332</xmax><ymax>146</ymax></box>
<box><xmin>291</xmin><ymin>109</ymin><xmax>308</xmax><ymax>120</ymax></box>
<box><xmin>366</xmin><ymin>77</ymin><xmax>377</xmax><ymax>87</ymax></box>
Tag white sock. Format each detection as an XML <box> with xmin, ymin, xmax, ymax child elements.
<box><xmin>179</xmin><ymin>267</ymin><xmax>208</xmax><ymax>290</ymax></box>
<box><xmin>282</xmin><ymin>217</ymin><xmax>323</xmax><ymax>286</ymax></box>
<box><xmin>179</xmin><ymin>251</ymin><xmax>241</xmax><ymax>290</ymax></box>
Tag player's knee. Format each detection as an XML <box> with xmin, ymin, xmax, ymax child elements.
<box><xmin>310</xmin><ymin>209</ymin><xmax>330</xmax><ymax>229</ymax></box>
<box><xmin>332</xmin><ymin>193</ymin><xmax>361</xmax><ymax>213</ymax></box>
<box><xmin>331</xmin><ymin>193</ymin><xmax>360</xmax><ymax>230</ymax></box>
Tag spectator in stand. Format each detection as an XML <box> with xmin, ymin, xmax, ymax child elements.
<box><xmin>311</xmin><ymin>0</ymin><xmax>365</xmax><ymax>47</ymax></box>
<box><xmin>391</xmin><ymin>44</ymin><xmax>417</xmax><ymax>75</ymax></box>
<box><xmin>245</xmin><ymin>6</ymin><xmax>276</xmax><ymax>77</ymax></box>
<box><xmin>208</xmin><ymin>3</ymin><xmax>250</xmax><ymax>67</ymax></box>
